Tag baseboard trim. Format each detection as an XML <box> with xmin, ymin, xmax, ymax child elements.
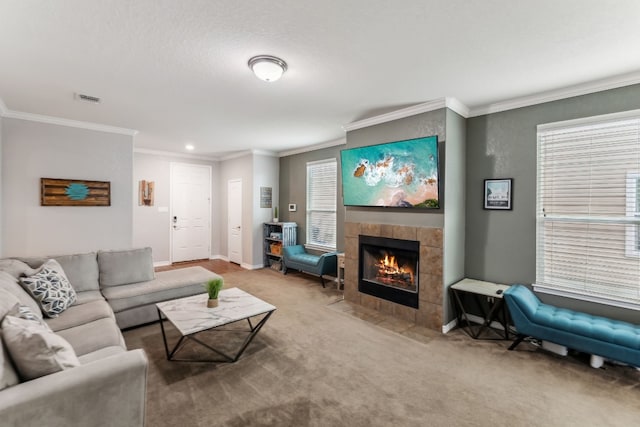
<box><xmin>442</xmin><ymin>318</ymin><xmax>458</xmax><ymax>334</ymax></box>
<box><xmin>153</xmin><ymin>261</ymin><xmax>171</xmax><ymax>267</ymax></box>
<box><xmin>210</xmin><ymin>255</ymin><xmax>228</xmax><ymax>261</ymax></box>
<box><xmin>241</xmin><ymin>263</ymin><xmax>263</xmax><ymax>270</ymax></box>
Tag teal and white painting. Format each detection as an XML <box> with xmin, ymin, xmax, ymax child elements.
<box><xmin>340</xmin><ymin>135</ymin><xmax>439</xmax><ymax>208</ymax></box>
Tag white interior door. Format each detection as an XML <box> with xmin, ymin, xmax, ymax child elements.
<box><xmin>228</xmin><ymin>179</ymin><xmax>242</xmax><ymax>265</ymax></box>
<box><xmin>171</xmin><ymin>163</ymin><xmax>211</xmax><ymax>263</ymax></box>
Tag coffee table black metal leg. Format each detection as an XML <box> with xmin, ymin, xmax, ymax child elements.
<box><xmin>158</xmin><ymin>308</ymin><xmax>190</xmax><ymax>360</ymax></box>
<box><xmin>158</xmin><ymin>309</ymin><xmax>275</xmax><ymax>363</ymax></box>
<box><xmin>231</xmin><ymin>310</ymin><xmax>274</xmax><ymax>362</ymax></box>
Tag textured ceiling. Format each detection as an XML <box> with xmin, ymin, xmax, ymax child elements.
<box><xmin>1</xmin><ymin>0</ymin><xmax>639</xmax><ymax>157</ymax></box>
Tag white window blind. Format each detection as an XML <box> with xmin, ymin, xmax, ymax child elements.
<box><xmin>306</xmin><ymin>159</ymin><xmax>337</xmax><ymax>251</ymax></box>
<box><xmin>536</xmin><ymin>110</ymin><xmax>640</xmax><ymax>309</ymax></box>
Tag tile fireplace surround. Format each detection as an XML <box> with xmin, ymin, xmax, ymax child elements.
<box><xmin>344</xmin><ymin>222</ymin><xmax>443</xmax><ymax>331</ymax></box>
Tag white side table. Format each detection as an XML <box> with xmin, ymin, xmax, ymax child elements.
<box><xmin>450</xmin><ymin>278</ymin><xmax>511</xmax><ymax>340</ymax></box>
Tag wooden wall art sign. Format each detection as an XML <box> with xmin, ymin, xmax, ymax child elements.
<box><xmin>41</xmin><ymin>178</ymin><xmax>111</xmax><ymax>206</ymax></box>
<box><xmin>139</xmin><ymin>180</ymin><xmax>155</xmax><ymax>206</ymax></box>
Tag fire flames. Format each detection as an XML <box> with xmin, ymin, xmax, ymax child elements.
<box><xmin>376</xmin><ymin>254</ymin><xmax>414</xmax><ymax>286</ymax></box>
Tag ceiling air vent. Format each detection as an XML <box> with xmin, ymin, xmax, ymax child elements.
<box><xmin>74</xmin><ymin>93</ymin><xmax>101</xmax><ymax>104</ymax></box>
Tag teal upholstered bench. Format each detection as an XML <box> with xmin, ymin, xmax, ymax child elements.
<box><xmin>282</xmin><ymin>245</ymin><xmax>337</xmax><ymax>287</ymax></box>
<box><xmin>504</xmin><ymin>285</ymin><xmax>640</xmax><ymax>368</ymax></box>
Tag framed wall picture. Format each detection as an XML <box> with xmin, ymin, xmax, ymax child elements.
<box><xmin>41</xmin><ymin>178</ymin><xmax>111</xmax><ymax>206</ymax></box>
<box><xmin>483</xmin><ymin>178</ymin><xmax>512</xmax><ymax>210</ymax></box>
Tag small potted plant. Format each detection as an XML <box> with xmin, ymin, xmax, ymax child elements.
<box><xmin>273</xmin><ymin>206</ymin><xmax>279</xmax><ymax>222</ymax></box>
<box><xmin>205</xmin><ymin>277</ymin><xmax>224</xmax><ymax>308</ymax></box>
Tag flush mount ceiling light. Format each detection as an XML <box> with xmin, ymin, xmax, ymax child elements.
<box><xmin>248</xmin><ymin>55</ymin><xmax>287</xmax><ymax>82</ymax></box>
<box><xmin>185</xmin><ymin>144</ymin><xmax>195</xmax><ymax>151</ymax></box>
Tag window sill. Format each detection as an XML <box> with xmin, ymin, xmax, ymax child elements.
<box><xmin>304</xmin><ymin>243</ymin><xmax>336</xmax><ymax>253</ymax></box>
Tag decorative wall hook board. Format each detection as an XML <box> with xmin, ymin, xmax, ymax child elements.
<box><xmin>41</xmin><ymin>178</ymin><xmax>111</xmax><ymax>206</ymax></box>
<box><xmin>139</xmin><ymin>180</ymin><xmax>155</xmax><ymax>206</ymax></box>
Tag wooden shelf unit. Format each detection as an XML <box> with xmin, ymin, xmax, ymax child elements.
<box><xmin>263</xmin><ymin>222</ymin><xmax>297</xmax><ymax>272</ymax></box>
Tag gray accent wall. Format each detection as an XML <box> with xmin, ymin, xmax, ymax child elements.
<box><xmin>133</xmin><ymin>152</ymin><xmax>220</xmax><ymax>264</ymax></box>
<box><xmin>279</xmin><ymin>145</ymin><xmax>345</xmax><ymax>250</ymax></box>
<box><xmin>2</xmin><ymin>118</ymin><xmax>133</xmax><ymax>256</ymax></box>
<box><xmin>466</xmin><ymin>83</ymin><xmax>640</xmax><ymax>323</ymax></box>
<box><xmin>345</xmin><ymin>109</ymin><xmax>446</xmax><ymax>229</ymax></box>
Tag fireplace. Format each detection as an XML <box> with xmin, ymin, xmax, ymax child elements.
<box><xmin>359</xmin><ymin>235</ymin><xmax>419</xmax><ymax>308</ymax></box>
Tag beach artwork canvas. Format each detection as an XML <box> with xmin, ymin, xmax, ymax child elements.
<box><xmin>340</xmin><ymin>135</ymin><xmax>439</xmax><ymax>208</ymax></box>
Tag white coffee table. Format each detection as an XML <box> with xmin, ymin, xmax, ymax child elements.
<box><xmin>156</xmin><ymin>287</ymin><xmax>276</xmax><ymax>363</ymax></box>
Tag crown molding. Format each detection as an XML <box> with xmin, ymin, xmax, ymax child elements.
<box><xmin>134</xmin><ymin>147</ymin><xmax>219</xmax><ymax>161</ymax></box>
<box><xmin>2</xmin><ymin>108</ymin><xmax>138</xmax><ymax>136</ymax></box>
<box><xmin>278</xmin><ymin>137</ymin><xmax>346</xmax><ymax>157</ymax></box>
<box><xmin>251</xmin><ymin>149</ymin><xmax>278</xmax><ymax>157</ymax></box>
<box><xmin>469</xmin><ymin>70</ymin><xmax>640</xmax><ymax>117</ymax></box>
<box><xmin>219</xmin><ymin>150</ymin><xmax>254</xmax><ymax>161</ymax></box>
<box><xmin>343</xmin><ymin>97</ymin><xmax>469</xmax><ymax>132</ymax></box>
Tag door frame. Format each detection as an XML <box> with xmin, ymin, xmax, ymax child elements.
<box><xmin>227</xmin><ymin>178</ymin><xmax>243</xmax><ymax>265</ymax></box>
<box><xmin>169</xmin><ymin>162</ymin><xmax>212</xmax><ymax>264</ymax></box>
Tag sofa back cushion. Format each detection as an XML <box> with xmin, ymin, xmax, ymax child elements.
<box><xmin>98</xmin><ymin>247</ymin><xmax>155</xmax><ymax>288</ymax></box>
<box><xmin>0</xmin><ymin>259</ymin><xmax>37</xmax><ymax>278</ymax></box>
<box><xmin>0</xmin><ymin>271</ymin><xmax>41</xmax><ymax>316</ymax></box>
<box><xmin>0</xmin><ymin>290</ymin><xmax>21</xmax><ymax>390</ymax></box>
<box><xmin>54</xmin><ymin>253</ymin><xmax>100</xmax><ymax>292</ymax></box>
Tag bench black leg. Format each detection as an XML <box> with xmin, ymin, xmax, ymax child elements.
<box><xmin>320</xmin><ymin>275</ymin><xmax>326</xmax><ymax>288</ymax></box>
<box><xmin>509</xmin><ymin>334</ymin><xmax>527</xmax><ymax>351</ymax></box>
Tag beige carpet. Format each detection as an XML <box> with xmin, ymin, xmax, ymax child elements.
<box><xmin>123</xmin><ymin>269</ymin><xmax>640</xmax><ymax>427</ymax></box>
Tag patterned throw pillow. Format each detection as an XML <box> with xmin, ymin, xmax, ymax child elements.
<box><xmin>19</xmin><ymin>260</ymin><xmax>77</xmax><ymax>318</ymax></box>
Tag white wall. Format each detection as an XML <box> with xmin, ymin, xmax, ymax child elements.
<box><xmin>132</xmin><ymin>152</ymin><xmax>220</xmax><ymax>264</ymax></box>
<box><xmin>0</xmin><ymin>116</ymin><xmax>3</xmax><ymax>257</ymax></box>
<box><xmin>219</xmin><ymin>153</ymin><xmax>257</xmax><ymax>268</ymax></box>
<box><xmin>1</xmin><ymin>118</ymin><xmax>133</xmax><ymax>256</ymax></box>
<box><xmin>252</xmin><ymin>154</ymin><xmax>279</xmax><ymax>265</ymax></box>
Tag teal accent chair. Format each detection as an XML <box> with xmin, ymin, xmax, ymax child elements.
<box><xmin>282</xmin><ymin>245</ymin><xmax>338</xmax><ymax>287</ymax></box>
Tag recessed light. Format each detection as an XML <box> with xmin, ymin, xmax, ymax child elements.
<box><xmin>185</xmin><ymin>144</ymin><xmax>195</xmax><ymax>151</ymax></box>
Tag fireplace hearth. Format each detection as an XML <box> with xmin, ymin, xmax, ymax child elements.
<box><xmin>359</xmin><ymin>235</ymin><xmax>419</xmax><ymax>308</ymax></box>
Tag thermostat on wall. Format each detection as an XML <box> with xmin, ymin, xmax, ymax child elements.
<box><xmin>288</xmin><ymin>203</ymin><xmax>297</xmax><ymax>212</ymax></box>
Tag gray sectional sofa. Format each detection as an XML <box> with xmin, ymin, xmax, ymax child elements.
<box><xmin>0</xmin><ymin>247</ymin><xmax>221</xmax><ymax>427</ymax></box>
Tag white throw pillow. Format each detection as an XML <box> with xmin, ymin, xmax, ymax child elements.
<box><xmin>19</xmin><ymin>259</ymin><xmax>77</xmax><ymax>318</ymax></box>
<box><xmin>1</xmin><ymin>314</ymin><xmax>80</xmax><ymax>380</ymax></box>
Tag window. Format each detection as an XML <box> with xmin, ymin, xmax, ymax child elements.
<box><xmin>306</xmin><ymin>158</ymin><xmax>337</xmax><ymax>251</ymax></box>
<box><xmin>536</xmin><ymin>110</ymin><xmax>640</xmax><ymax>309</ymax></box>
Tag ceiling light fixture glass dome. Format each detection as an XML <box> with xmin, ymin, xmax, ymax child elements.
<box><xmin>248</xmin><ymin>55</ymin><xmax>288</xmax><ymax>82</ymax></box>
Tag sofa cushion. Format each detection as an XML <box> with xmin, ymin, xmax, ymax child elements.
<box><xmin>0</xmin><ymin>291</ymin><xmax>21</xmax><ymax>390</ymax></box>
<box><xmin>52</xmin><ymin>252</ymin><xmax>99</xmax><ymax>292</ymax></box>
<box><xmin>0</xmin><ymin>272</ymin><xmax>41</xmax><ymax>316</ymax></box>
<box><xmin>45</xmin><ymin>300</ymin><xmax>115</xmax><ymax>333</ymax></box>
<box><xmin>1</xmin><ymin>314</ymin><xmax>80</xmax><ymax>380</ymax></box>
<box><xmin>78</xmin><ymin>346</ymin><xmax>125</xmax><ymax>365</ymax></box>
<box><xmin>19</xmin><ymin>260</ymin><xmax>77</xmax><ymax>318</ymax></box>
<box><xmin>0</xmin><ymin>259</ymin><xmax>37</xmax><ymax>278</ymax></box>
<box><xmin>98</xmin><ymin>247</ymin><xmax>155</xmax><ymax>287</ymax></box>
<box><xmin>56</xmin><ymin>317</ymin><xmax>126</xmax><ymax>356</ymax></box>
<box><xmin>73</xmin><ymin>290</ymin><xmax>106</xmax><ymax>306</ymax></box>
<box><xmin>101</xmin><ymin>266</ymin><xmax>220</xmax><ymax>313</ymax></box>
